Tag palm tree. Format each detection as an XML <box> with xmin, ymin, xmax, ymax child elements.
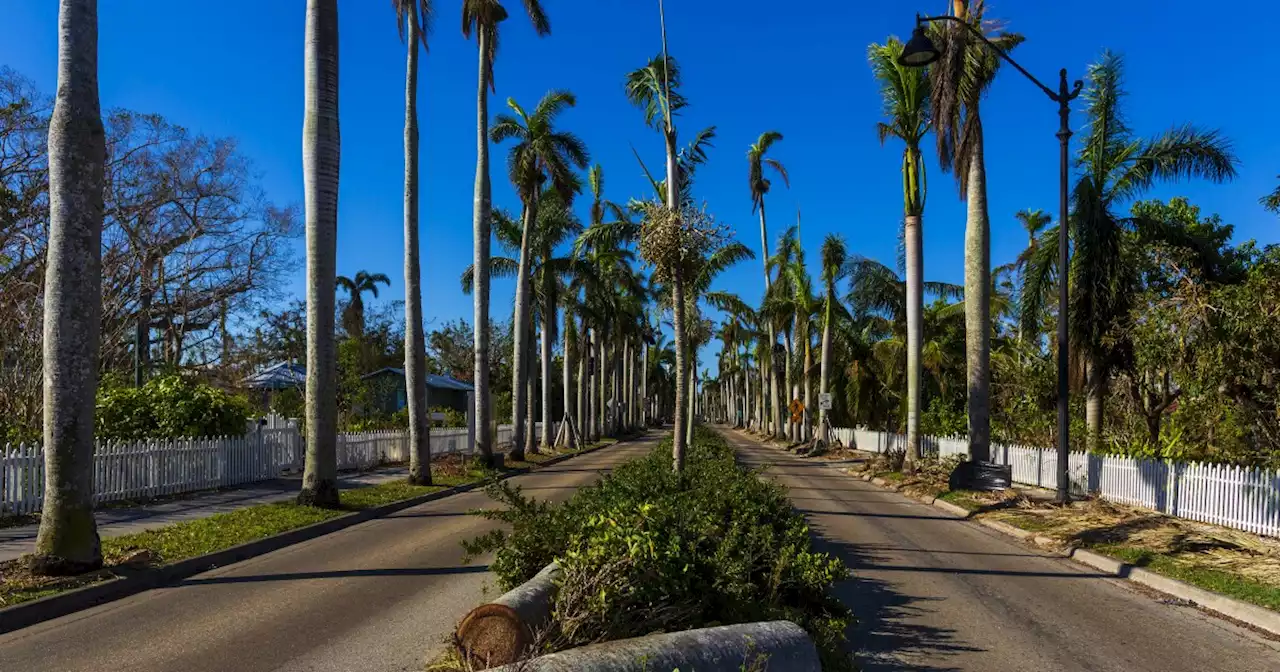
<box><xmin>335</xmin><ymin>271</ymin><xmax>391</xmax><ymax>339</ymax></box>
<box><xmin>299</xmin><ymin>0</ymin><xmax>342</xmax><ymax>508</ymax></box>
<box><xmin>463</xmin><ymin>0</ymin><xmax>551</xmax><ymax>467</ymax></box>
<box><xmin>1005</xmin><ymin>208</ymin><xmax>1051</xmax><ymax>343</ymax></box>
<box><xmin>1040</xmin><ymin>51</ymin><xmax>1236</xmax><ymax>450</ymax></box>
<box><xmin>30</xmin><ymin>0</ymin><xmax>106</xmax><ymax>575</ymax></box>
<box><xmin>747</xmin><ymin>130</ymin><xmax>789</xmax><ymax>439</ymax></box>
<box><xmin>626</xmin><ymin>48</ymin><xmax>690</xmax><ymax>468</ymax></box>
<box><xmin>927</xmin><ymin>0</ymin><xmax>1023</xmax><ymax>462</ymax></box>
<box><xmin>870</xmin><ymin>36</ymin><xmax>930</xmax><ymax>468</ymax></box>
<box><xmin>1264</xmin><ymin>178</ymin><xmax>1280</xmax><ymax>214</ymax></box>
<box><xmin>818</xmin><ymin>234</ymin><xmax>850</xmax><ymax>446</ymax></box>
<box><xmin>394</xmin><ymin>1</ymin><xmax>432</xmax><ymax>485</ymax></box>
<box><xmin>491</xmin><ymin>90</ymin><xmax>588</xmax><ymax>459</ymax></box>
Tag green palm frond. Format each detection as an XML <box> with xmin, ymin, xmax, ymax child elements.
<box><xmin>393</xmin><ymin>0</ymin><xmax>432</xmax><ymax>48</ymax></box>
<box><xmin>460</xmin><ymin>256</ymin><xmax>518</xmax><ymax>294</ymax></box>
<box><xmin>1264</xmin><ymin>177</ymin><xmax>1280</xmax><ymax>214</ymax></box>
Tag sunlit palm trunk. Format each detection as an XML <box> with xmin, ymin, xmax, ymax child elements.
<box><xmin>1086</xmin><ymin>358</ymin><xmax>1106</xmax><ymax>452</ymax></box>
<box><xmin>671</xmin><ymin>277</ymin><xmax>688</xmax><ymax>471</ymax></box>
<box><xmin>784</xmin><ymin>326</ymin><xmax>795</xmax><ymax>442</ymax></box>
<box><xmin>34</xmin><ymin>0</ymin><xmax>105</xmax><ymax>573</ymax></box>
<box><xmin>640</xmin><ymin>343</ymin><xmax>648</xmax><ymax>427</ymax></box>
<box><xmin>819</xmin><ymin>296</ymin><xmax>832</xmax><ymax>444</ymax></box>
<box><xmin>905</xmin><ymin>213</ymin><xmax>924</xmax><ymax>469</ymax></box>
<box><xmin>299</xmin><ymin>0</ymin><xmax>340</xmax><ymax>507</ymax></box>
<box><xmin>402</xmin><ymin>5</ymin><xmax>431</xmax><ymax>485</ymax></box>
<box><xmin>510</xmin><ymin>198</ymin><xmax>537</xmax><ymax>460</ymax></box>
<box><xmin>562</xmin><ymin>308</ymin><xmax>577</xmax><ymax>449</ymax></box>
<box><xmin>964</xmin><ymin>130</ymin><xmax>992</xmax><ymax>463</ymax></box>
<box><xmin>596</xmin><ymin>328</ymin><xmax>606</xmax><ymax>438</ymax></box>
<box><xmin>803</xmin><ymin>334</ymin><xmax>812</xmax><ymax>442</ymax></box>
<box><xmin>539</xmin><ymin>258</ymin><xmax>554</xmax><ymax>451</ymax></box>
<box><xmin>686</xmin><ymin>356</ymin><xmax>696</xmax><ymax>446</ymax></box>
<box><xmin>525</xmin><ymin>353</ymin><xmax>536</xmax><ymax>456</ymax></box>
<box><xmin>471</xmin><ymin>31</ymin><xmax>493</xmax><ymax>465</ymax></box>
<box><xmin>758</xmin><ymin>207</ymin><xmax>783</xmax><ymax>440</ymax></box>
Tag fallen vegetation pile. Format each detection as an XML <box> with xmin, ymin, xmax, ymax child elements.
<box><xmin>460</xmin><ymin>428</ymin><xmax>854</xmax><ymax>670</ymax></box>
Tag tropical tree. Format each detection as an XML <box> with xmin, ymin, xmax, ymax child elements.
<box><xmin>1262</xmin><ymin>177</ymin><xmax>1280</xmax><ymax>214</ymax></box>
<box><xmin>299</xmin><ymin>0</ymin><xmax>342</xmax><ymax>507</ymax></box>
<box><xmin>30</xmin><ymin>0</ymin><xmax>106</xmax><ymax>574</ymax></box>
<box><xmin>870</xmin><ymin>36</ymin><xmax>930</xmax><ymax>468</ymax></box>
<box><xmin>463</xmin><ymin>0</ymin><xmax>551</xmax><ymax>466</ymax></box>
<box><xmin>491</xmin><ymin>90</ymin><xmax>588</xmax><ymax>459</ymax></box>
<box><xmin>1028</xmin><ymin>51</ymin><xmax>1237</xmax><ymax>450</ymax></box>
<box><xmin>927</xmin><ymin>0</ymin><xmax>1023</xmax><ymax>462</ymax></box>
<box><xmin>747</xmin><ymin>130</ymin><xmax>789</xmax><ymax>439</ymax></box>
<box><xmin>1006</xmin><ymin>208</ymin><xmax>1052</xmax><ymax>343</ymax></box>
<box><xmin>395</xmin><ymin>0</ymin><xmax>432</xmax><ymax>485</ymax></box>
<box><xmin>336</xmin><ymin>271</ymin><xmax>391</xmax><ymax>339</ymax></box>
<box><xmin>818</xmin><ymin>234</ymin><xmax>851</xmax><ymax>446</ymax></box>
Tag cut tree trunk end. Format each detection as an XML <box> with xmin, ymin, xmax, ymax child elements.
<box><xmin>456</xmin><ymin>562</ymin><xmax>561</xmax><ymax>668</ymax></box>
<box><xmin>486</xmin><ymin>620</ymin><xmax>821</xmax><ymax>672</ymax></box>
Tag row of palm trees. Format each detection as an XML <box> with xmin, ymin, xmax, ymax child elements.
<box><xmin>699</xmin><ymin>1</ymin><xmax>1240</xmax><ymax>477</ymax></box>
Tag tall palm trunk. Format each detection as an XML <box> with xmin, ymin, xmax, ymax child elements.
<box><xmin>402</xmin><ymin>4</ymin><xmax>431</xmax><ymax>485</ymax></box>
<box><xmin>640</xmin><ymin>342</ymin><xmax>648</xmax><ymax>427</ymax></box>
<box><xmin>509</xmin><ymin>198</ymin><xmax>537</xmax><ymax>460</ymax></box>
<box><xmin>784</xmin><ymin>326</ymin><xmax>795</xmax><ymax>442</ymax></box>
<box><xmin>905</xmin><ymin>213</ymin><xmax>924</xmax><ymax>469</ymax></box>
<box><xmin>1086</xmin><ymin>358</ymin><xmax>1106</xmax><ymax>452</ymax></box>
<box><xmin>671</xmin><ymin>277</ymin><xmax>688</xmax><ymax>471</ymax></box>
<box><xmin>758</xmin><ymin>207</ymin><xmax>783</xmax><ymax>440</ymax></box>
<box><xmin>539</xmin><ymin>274</ymin><xmax>553</xmax><ymax>450</ymax></box>
<box><xmin>562</xmin><ymin>308</ymin><xmax>576</xmax><ymax>449</ymax></box>
<box><xmin>597</xmin><ymin>327</ymin><xmax>606</xmax><ymax>438</ymax></box>
<box><xmin>686</xmin><ymin>356</ymin><xmax>696</xmax><ymax>446</ymax></box>
<box><xmin>803</xmin><ymin>333</ymin><xmax>812</xmax><ymax>442</ymax></box>
<box><xmin>525</xmin><ymin>354</ymin><xmax>536</xmax><ymax>455</ymax></box>
<box><xmin>471</xmin><ymin>30</ymin><xmax>493</xmax><ymax>465</ymax></box>
<box><xmin>33</xmin><ymin>0</ymin><xmax>106</xmax><ymax>574</ymax></box>
<box><xmin>964</xmin><ymin>130</ymin><xmax>992</xmax><ymax>463</ymax></box>
<box><xmin>299</xmin><ymin>0</ymin><xmax>340</xmax><ymax>507</ymax></box>
<box><xmin>819</xmin><ymin>291</ymin><xmax>833</xmax><ymax>444</ymax></box>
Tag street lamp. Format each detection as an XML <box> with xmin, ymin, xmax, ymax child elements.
<box><xmin>900</xmin><ymin>13</ymin><xmax>1081</xmax><ymax>504</ymax></box>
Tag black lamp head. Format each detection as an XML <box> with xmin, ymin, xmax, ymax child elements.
<box><xmin>899</xmin><ymin>22</ymin><xmax>940</xmax><ymax>68</ymax></box>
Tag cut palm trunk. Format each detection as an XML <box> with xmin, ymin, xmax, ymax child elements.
<box><xmin>486</xmin><ymin>620</ymin><xmax>820</xmax><ymax>672</ymax></box>
<box><xmin>455</xmin><ymin>562</ymin><xmax>562</xmax><ymax>668</ymax></box>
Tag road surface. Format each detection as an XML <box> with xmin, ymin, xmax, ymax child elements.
<box><xmin>726</xmin><ymin>429</ymin><xmax>1280</xmax><ymax>672</ymax></box>
<box><xmin>0</xmin><ymin>436</ymin><xmax>657</xmax><ymax>672</ymax></box>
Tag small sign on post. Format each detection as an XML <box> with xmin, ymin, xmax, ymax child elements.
<box><xmin>818</xmin><ymin>393</ymin><xmax>833</xmax><ymax>411</ymax></box>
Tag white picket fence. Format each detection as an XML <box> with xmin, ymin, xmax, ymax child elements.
<box><xmin>835</xmin><ymin>427</ymin><xmax>1280</xmax><ymax>538</ymax></box>
<box><xmin>0</xmin><ymin>419</ymin><xmax>570</xmax><ymax>516</ymax></box>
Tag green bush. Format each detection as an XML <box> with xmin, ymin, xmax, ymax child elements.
<box><xmin>462</xmin><ymin>428</ymin><xmax>854</xmax><ymax>670</ymax></box>
<box><xmin>96</xmin><ymin>374</ymin><xmax>253</xmax><ymax>440</ymax></box>
<box><xmin>430</xmin><ymin>405</ymin><xmax>466</xmax><ymax>428</ymax></box>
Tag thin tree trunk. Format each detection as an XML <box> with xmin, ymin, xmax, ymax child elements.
<box><xmin>784</xmin><ymin>326</ymin><xmax>795</xmax><ymax>442</ymax></box>
<box><xmin>964</xmin><ymin>130</ymin><xmax>992</xmax><ymax>463</ymax></box>
<box><xmin>539</xmin><ymin>266</ymin><xmax>553</xmax><ymax>451</ymax></box>
<box><xmin>509</xmin><ymin>197</ymin><xmax>537</xmax><ymax>460</ymax></box>
<box><xmin>33</xmin><ymin>0</ymin><xmax>106</xmax><ymax>574</ymax></box>
<box><xmin>471</xmin><ymin>30</ymin><xmax>493</xmax><ymax>465</ymax></box>
<box><xmin>904</xmin><ymin>213</ymin><xmax>923</xmax><ymax>470</ymax></box>
<box><xmin>686</xmin><ymin>358</ymin><xmax>696</xmax><ymax>446</ymax></box>
<box><xmin>134</xmin><ymin>259</ymin><xmax>151</xmax><ymax>387</ymax></box>
<box><xmin>597</xmin><ymin>328</ymin><xmax>606</xmax><ymax>438</ymax></box>
<box><xmin>403</xmin><ymin>5</ymin><xmax>431</xmax><ymax>485</ymax></box>
<box><xmin>563</xmin><ymin>308</ymin><xmax>576</xmax><ymax>449</ymax></box>
<box><xmin>641</xmin><ymin>341</ymin><xmax>648</xmax><ymax>427</ymax></box>
<box><xmin>671</xmin><ymin>277</ymin><xmax>688</xmax><ymax>472</ymax></box>
<box><xmin>819</xmin><ymin>292</ymin><xmax>833</xmax><ymax>444</ymax></box>
<box><xmin>526</xmin><ymin>356</ymin><xmax>536</xmax><ymax>456</ymax></box>
<box><xmin>803</xmin><ymin>333</ymin><xmax>812</xmax><ymax>443</ymax></box>
<box><xmin>299</xmin><ymin>0</ymin><xmax>340</xmax><ymax>508</ymax></box>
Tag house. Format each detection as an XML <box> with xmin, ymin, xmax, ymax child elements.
<box><xmin>360</xmin><ymin>368</ymin><xmax>474</xmax><ymax>416</ymax></box>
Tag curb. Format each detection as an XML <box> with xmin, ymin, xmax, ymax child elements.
<box><xmin>833</xmin><ymin>454</ymin><xmax>1280</xmax><ymax>638</ymax></box>
<box><xmin>0</xmin><ymin>436</ymin><xmax>637</xmax><ymax>635</ymax></box>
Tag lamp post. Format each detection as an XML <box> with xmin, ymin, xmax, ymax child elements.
<box><xmin>899</xmin><ymin>14</ymin><xmax>1081</xmax><ymax>504</ymax></box>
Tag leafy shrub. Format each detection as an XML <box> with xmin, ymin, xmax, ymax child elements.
<box><xmin>463</xmin><ymin>428</ymin><xmax>854</xmax><ymax>670</ymax></box>
<box><xmin>920</xmin><ymin>397</ymin><xmax>966</xmax><ymax>437</ymax></box>
<box><xmin>430</xmin><ymin>405</ymin><xmax>467</xmax><ymax>428</ymax></box>
<box><xmin>96</xmin><ymin>374</ymin><xmax>252</xmax><ymax>440</ymax></box>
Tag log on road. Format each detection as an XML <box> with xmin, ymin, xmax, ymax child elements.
<box><xmin>486</xmin><ymin>620</ymin><xmax>821</xmax><ymax>672</ymax></box>
<box><xmin>455</xmin><ymin>561</ymin><xmax>561</xmax><ymax>668</ymax></box>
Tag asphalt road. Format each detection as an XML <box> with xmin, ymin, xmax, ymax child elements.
<box><xmin>0</xmin><ymin>436</ymin><xmax>658</xmax><ymax>672</ymax></box>
<box><xmin>726</xmin><ymin>429</ymin><xmax>1280</xmax><ymax>672</ymax></box>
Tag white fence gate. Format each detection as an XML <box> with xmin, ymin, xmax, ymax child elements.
<box><xmin>835</xmin><ymin>427</ymin><xmax>1280</xmax><ymax>538</ymax></box>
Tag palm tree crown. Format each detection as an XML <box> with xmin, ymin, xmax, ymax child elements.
<box><xmin>491</xmin><ymin>90</ymin><xmax>589</xmax><ymax>200</ymax></box>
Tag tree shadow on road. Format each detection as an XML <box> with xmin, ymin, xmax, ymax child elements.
<box><xmin>808</xmin><ymin>530</ymin><xmax>978</xmax><ymax>672</ymax></box>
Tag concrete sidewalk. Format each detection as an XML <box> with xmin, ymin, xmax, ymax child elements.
<box><xmin>725</xmin><ymin>429</ymin><xmax>1280</xmax><ymax>672</ymax></box>
<box><xmin>0</xmin><ymin>468</ymin><xmax>409</xmax><ymax>562</ymax></box>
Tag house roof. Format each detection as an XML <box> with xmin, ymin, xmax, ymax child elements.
<box><xmin>360</xmin><ymin>368</ymin><xmax>475</xmax><ymax>392</ymax></box>
<box><xmin>243</xmin><ymin>362</ymin><xmax>306</xmax><ymax>390</ymax></box>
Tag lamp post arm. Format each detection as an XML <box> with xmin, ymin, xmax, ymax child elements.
<box><xmin>918</xmin><ymin>14</ymin><xmax>1061</xmax><ymax>102</ymax></box>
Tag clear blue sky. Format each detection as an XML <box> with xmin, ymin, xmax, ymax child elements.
<box><xmin>3</xmin><ymin>0</ymin><xmax>1277</xmax><ymax>372</ymax></box>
